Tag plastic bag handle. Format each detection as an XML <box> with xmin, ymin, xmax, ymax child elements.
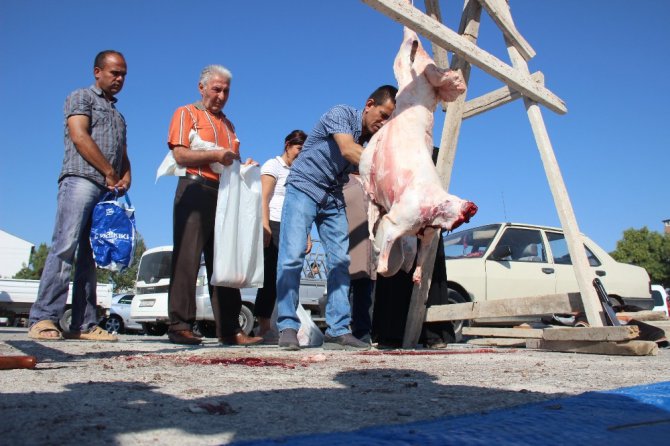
<box><xmin>100</xmin><ymin>189</ymin><xmax>132</xmax><ymax>207</ymax></box>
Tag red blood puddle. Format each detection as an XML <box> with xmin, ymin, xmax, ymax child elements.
<box><xmin>184</xmin><ymin>356</ymin><xmax>295</xmax><ymax>368</ymax></box>
<box><xmin>358</xmin><ymin>349</ymin><xmax>513</xmax><ymax>356</ymax></box>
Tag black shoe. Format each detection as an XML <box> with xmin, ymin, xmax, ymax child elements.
<box><xmin>323</xmin><ymin>333</ymin><xmax>371</xmax><ymax>351</ymax></box>
<box><xmin>278</xmin><ymin>328</ymin><xmax>300</xmax><ymax>351</ymax></box>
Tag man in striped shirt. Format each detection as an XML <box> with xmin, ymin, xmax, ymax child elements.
<box><xmin>276</xmin><ymin>85</ymin><xmax>397</xmax><ymax>351</ymax></box>
<box><xmin>165</xmin><ymin>65</ymin><xmax>262</xmax><ymax>346</ymax></box>
<box><xmin>28</xmin><ymin>50</ymin><xmax>130</xmax><ymax>342</ymax></box>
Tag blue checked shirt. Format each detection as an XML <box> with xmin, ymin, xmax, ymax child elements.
<box><xmin>287</xmin><ymin>105</ymin><xmax>363</xmax><ymax>207</ymax></box>
<box><xmin>59</xmin><ymin>85</ymin><xmax>127</xmax><ymax>187</ymax></box>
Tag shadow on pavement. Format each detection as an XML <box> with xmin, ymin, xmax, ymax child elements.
<box><xmin>3</xmin><ymin>366</ymin><xmax>668</xmax><ymax>444</ymax></box>
<box><xmin>5</xmin><ymin>339</ymin><xmax>203</xmax><ymax>364</ymax></box>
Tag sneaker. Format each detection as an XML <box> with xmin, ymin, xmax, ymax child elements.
<box><xmin>323</xmin><ymin>333</ymin><xmax>371</xmax><ymax>351</ymax></box>
<box><xmin>63</xmin><ymin>326</ymin><xmax>118</xmax><ymax>342</ymax></box>
<box><xmin>278</xmin><ymin>328</ymin><xmax>300</xmax><ymax>351</ymax></box>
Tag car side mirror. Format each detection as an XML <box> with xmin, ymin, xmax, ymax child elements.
<box><xmin>490</xmin><ymin>244</ymin><xmax>512</xmax><ymax>260</ymax></box>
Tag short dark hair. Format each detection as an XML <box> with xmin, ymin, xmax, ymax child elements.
<box><xmin>94</xmin><ymin>50</ymin><xmax>125</xmax><ymax>69</ymax></box>
<box><xmin>368</xmin><ymin>85</ymin><xmax>398</xmax><ymax>106</ymax></box>
<box><xmin>284</xmin><ymin>129</ymin><xmax>308</xmax><ymax>147</ymax></box>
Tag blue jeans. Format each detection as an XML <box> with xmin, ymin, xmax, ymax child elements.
<box><xmin>276</xmin><ymin>185</ymin><xmax>352</xmax><ymax>337</ymax></box>
<box><xmin>29</xmin><ymin>176</ymin><xmax>105</xmax><ymax>331</ymax></box>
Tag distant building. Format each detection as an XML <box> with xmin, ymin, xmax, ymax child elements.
<box><xmin>0</xmin><ymin>230</ymin><xmax>34</xmax><ymax>278</ymax></box>
<box><xmin>664</xmin><ymin>219</ymin><xmax>670</xmax><ymax>235</ymax></box>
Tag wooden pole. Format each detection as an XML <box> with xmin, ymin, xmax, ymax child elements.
<box><xmin>401</xmin><ymin>0</ymin><xmax>482</xmax><ymax>349</ymax></box>
<box><xmin>435</xmin><ymin>0</ymin><xmax>482</xmax><ymax>190</ymax></box>
<box><xmin>402</xmin><ymin>233</ymin><xmax>439</xmax><ymax>348</ymax></box>
<box><xmin>494</xmin><ymin>1</ymin><xmax>604</xmax><ymax>327</ymax></box>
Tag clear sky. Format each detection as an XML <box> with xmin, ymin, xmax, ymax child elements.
<box><xmin>1</xmin><ymin>0</ymin><xmax>668</xmax><ymax>254</ymax></box>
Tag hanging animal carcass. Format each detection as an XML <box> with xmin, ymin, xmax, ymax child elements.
<box><xmin>359</xmin><ymin>26</ymin><xmax>477</xmax><ymax>284</ymax></box>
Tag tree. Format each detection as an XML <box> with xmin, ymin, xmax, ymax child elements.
<box><xmin>14</xmin><ymin>243</ymin><xmax>49</xmax><ymax>280</ymax></box>
<box><xmin>12</xmin><ymin>234</ymin><xmax>147</xmax><ymax>293</ymax></box>
<box><xmin>610</xmin><ymin>227</ymin><xmax>670</xmax><ymax>287</ymax></box>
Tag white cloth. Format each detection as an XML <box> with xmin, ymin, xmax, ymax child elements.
<box><xmin>260</xmin><ymin>156</ymin><xmax>290</xmax><ymax>222</ymax></box>
<box><xmin>155</xmin><ymin>130</ymin><xmax>226</xmax><ymax>181</ymax></box>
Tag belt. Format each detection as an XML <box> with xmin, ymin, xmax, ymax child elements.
<box><xmin>184</xmin><ymin>173</ymin><xmax>219</xmax><ymax>189</ymax></box>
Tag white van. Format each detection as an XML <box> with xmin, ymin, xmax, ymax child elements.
<box><xmin>130</xmin><ymin>246</ymin><xmax>257</xmax><ymax>337</ymax></box>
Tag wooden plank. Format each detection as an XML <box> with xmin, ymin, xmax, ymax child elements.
<box><xmin>425</xmin><ymin>293</ymin><xmax>584</xmax><ymax>322</ymax></box>
<box><xmin>542</xmin><ymin>326</ymin><xmax>639</xmax><ymax>342</ymax></box>
<box><xmin>477</xmin><ymin>0</ymin><xmax>535</xmax><ymax>60</ymax></box>
<box><xmin>361</xmin><ymin>0</ymin><xmax>567</xmax><ymax>114</ymax></box>
<box><xmin>463</xmin><ymin>326</ymin><xmax>543</xmax><ymax>338</ymax></box>
<box><xmin>463</xmin><ymin>72</ymin><xmax>544</xmax><ymax>119</ymax></box>
<box><xmin>467</xmin><ymin>337</ymin><xmax>526</xmax><ymax>347</ymax></box>
<box><xmin>424</xmin><ymin>0</ymin><xmax>449</xmax><ymax>111</ymax></box>
<box><xmin>616</xmin><ymin>311</ymin><xmax>669</xmax><ymax>322</ymax></box>
<box><xmin>526</xmin><ymin>339</ymin><xmax>658</xmax><ymax>356</ymax></box>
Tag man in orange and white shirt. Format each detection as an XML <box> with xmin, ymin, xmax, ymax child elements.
<box><xmin>165</xmin><ymin>64</ymin><xmax>261</xmax><ymax>346</ymax></box>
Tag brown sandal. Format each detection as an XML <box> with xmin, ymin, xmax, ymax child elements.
<box><xmin>28</xmin><ymin>320</ymin><xmax>64</xmax><ymax>341</ymax></box>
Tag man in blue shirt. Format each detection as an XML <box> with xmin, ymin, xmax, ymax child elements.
<box><xmin>276</xmin><ymin>85</ymin><xmax>397</xmax><ymax>350</ymax></box>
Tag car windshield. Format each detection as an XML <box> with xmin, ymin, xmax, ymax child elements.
<box><xmin>443</xmin><ymin>224</ymin><xmax>500</xmax><ymax>259</ymax></box>
<box><xmin>137</xmin><ymin>251</ymin><xmax>172</xmax><ymax>284</ymax></box>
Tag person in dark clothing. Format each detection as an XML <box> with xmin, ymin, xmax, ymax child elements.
<box><xmin>371</xmin><ymin>147</ymin><xmax>457</xmax><ymax>348</ymax></box>
<box><xmin>372</xmin><ymin>234</ymin><xmax>456</xmax><ymax>348</ymax></box>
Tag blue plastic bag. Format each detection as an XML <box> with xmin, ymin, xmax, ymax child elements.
<box><xmin>90</xmin><ymin>191</ymin><xmax>136</xmax><ymax>272</ymax></box>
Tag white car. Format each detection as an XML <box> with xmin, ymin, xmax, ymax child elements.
<box><xmin>104</xmin><ymin>293</ymin><xmax>143</xmax><ymax>334</ymax></box>
<box><xmin>131</xmin><ymin>244</ymin><xmax>329</xmax><ymax>338</ymax></box>
<box><xmin>651</xmin><ymin>284</ymin><xmax>669</xmax><ymax>317</ymax></box>
<box><xmin>442</xmin><ymin>223</ymin><xmax>653</xmax><ymax>332</ymax></box>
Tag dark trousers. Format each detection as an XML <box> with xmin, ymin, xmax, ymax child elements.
<box><xmin>351</xmin><ymin>277</ymin><xmax>373</xmax><ymax>339</ymax></box>
<box><xmin>255</xmin><ymin>220</ymin><xmax>281</xmax><ymax>318</ymax></box>
<box><xmin>168</xmin><ymin>177</ymin><xmax>242</xmax><ymax>338</ymax></box>
<box><xmin>372</xmin><ymin>235</ymin><xmax>455</xmax><ymax>346</ymax></box>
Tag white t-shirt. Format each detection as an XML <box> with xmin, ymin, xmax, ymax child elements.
<box><xmin>261</xmin><ymin>155</ymin><xmax>290</xmax><ymax>222</ymax></box>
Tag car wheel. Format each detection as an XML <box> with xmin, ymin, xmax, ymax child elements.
<box><xmin>105</xmin><ymin>315</ymin><xmax>124</xmax><ymax>334</ymax></box>
<box><xmin>446</xmin><ymin>288</ymin><xmax>469</xmax><ymax>343</ymax></box>
<box><xmin>239</xmin><ymin>304</ymin><xmax>255</xmax><ymax>335</ymax></box>
<box><xmin>193</xmin><ymin>321</ymin><xmax>217</xmax><ymax>338</ymax></box>
<box><xmin>142</xmin><ymin>322</ymin><xmax>168</xmax><ymax>336</ymax></box>
<box><xmin>59</xmin><ymin>309</ymin><xmax>72</xmax><ymax>332</ymax></box>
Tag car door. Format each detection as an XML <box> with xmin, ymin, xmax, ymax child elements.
<box><xmin>485</xmin><ymin>227</ymin><xmax>555</xmax><ymax>300</ymax></box>
<box><xmin>545</xmin><ymin>231</ymin><xmax>604</xmax><ymax>294</ymax></box>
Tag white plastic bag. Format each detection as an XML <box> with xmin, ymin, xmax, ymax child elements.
<box><xmin>210</xmin><ymin>160</ymin><xmax>264</xmax><ymax>288</ymax></box>
<box><xmin>296</xmin><ymin>304</ymin><xmax>324</xmax><ymax>347</ymax></box>
<box><xmin>268</xmin><ymin>303</ymin><xmax>324</xmax><ymax>347</ymax></box>
<box><xmin>155</xmin><ymin>130</ymin><xmax>226</xmax><ymax>181</ymax></box>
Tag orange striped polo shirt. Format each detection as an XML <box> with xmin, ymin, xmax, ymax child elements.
<box><xmin>167</xmin><ymin>102</ymin><xmax>239</xmax><ymax>182</ymax></box>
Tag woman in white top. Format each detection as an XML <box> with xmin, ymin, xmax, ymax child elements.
<box><xmin>255</xmin><ymin>130</ymin><xmax>308</xmax><ymax>339</ymax></box>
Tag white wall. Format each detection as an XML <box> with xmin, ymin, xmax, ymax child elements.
<box><xmin>0</xmin><ymin>230</ymin><xmax>34</xmax><ymax>278</ymax></box>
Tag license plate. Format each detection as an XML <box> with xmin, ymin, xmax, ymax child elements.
<box><xmin>139</xmin><ymin>299</ymin><xmax>156</xmax><ymax>307</ymax></box>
